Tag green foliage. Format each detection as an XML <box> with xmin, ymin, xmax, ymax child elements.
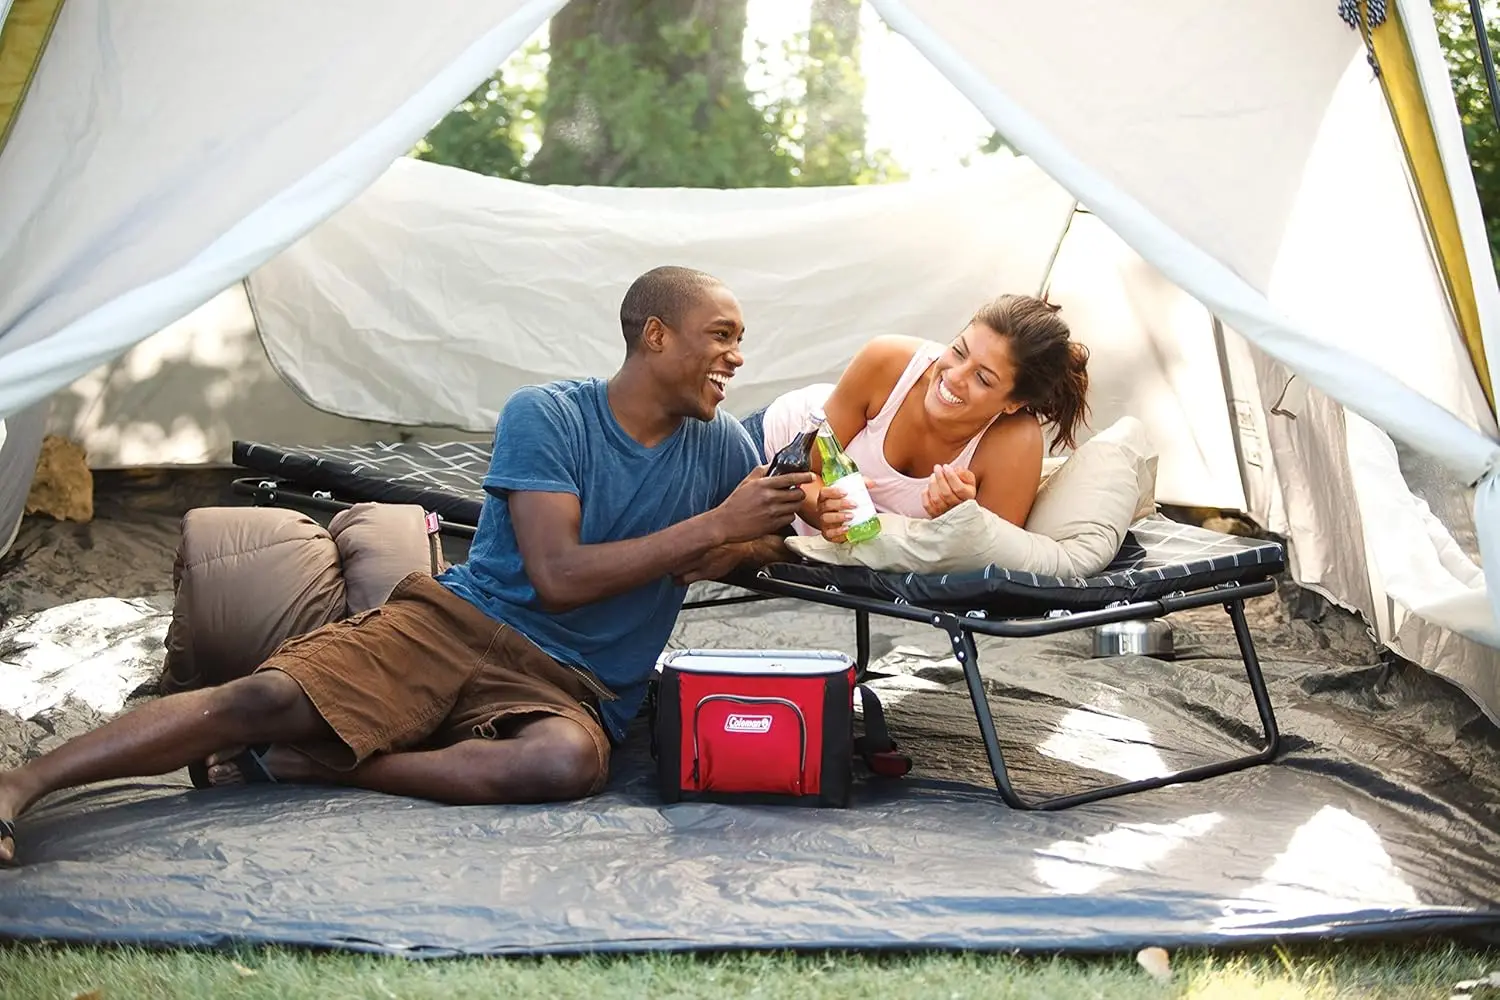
<box><xmin>410</xmin><ymin>0</ymin><xmax>1500</xmax><ymax>235</ymax></box>
<box><xmin>410</xmin><ymin>42</ymin><xmax>547</xmax><ymax>181</ymax></box>
<box><xmin>791</xmin><ymin>0</ymin><xmax>906</xmax><ymax>186</ymax></box>
<box><xmin>411</xmin><ymin>0</ymin><xmax>903</xmax><ymax>189</ymax></box>
<box><xmin>528</xmin><ymin>22</ymin><xmax>797</xmax><ymax>188</ymax></box>
<box><xmin>1432</xmin><ymin>1</ymin><xmax>1500</xmax><ymax>268</ymax></box>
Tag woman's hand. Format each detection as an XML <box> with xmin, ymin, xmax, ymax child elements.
<box><xmin>814</xmin><ymin>478</ymin><xmax>875</xmax><ymax>543</ymax></box>
<box><xmin>922</xmin><ymin>464</ymin><xmax>977</xmax><ymax>518</ymax></box>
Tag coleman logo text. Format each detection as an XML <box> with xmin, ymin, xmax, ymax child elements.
<box><xmin>724</xmin><ymin>714</ymin><xmax>773</xmax><ymax>734</ymax></box>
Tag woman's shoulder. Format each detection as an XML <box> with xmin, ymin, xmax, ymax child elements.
<box><xmin>855</xmin><ymin>334</ymin><xmax>936</xmax><ymax>363</ymax></box>
<box><xmin>973</xmin><ymin>410</ymin><xmax>1044</xmax><ymax>473</ymax></box>
<box><xmin>847</xmin><ymin>335</ymin><xmax>937</xmax><ymax>385</ymax></box>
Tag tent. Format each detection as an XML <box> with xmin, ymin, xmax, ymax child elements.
<box><xmin>4</xmin><ymin>0</ymin><xmax>1499</xmax><ymax>717</ymax></box>
<box><xmin>8</xmin><ymin>0</ymin><xmax>1500</xmax><ymax>957</ymax></box>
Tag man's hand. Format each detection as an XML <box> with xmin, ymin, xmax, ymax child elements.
<box><xmin>674</xmin><ymin>543</ymin><xmax>749</xmax><ymax>585</ymax></box>
<box><xmin>921</xmin><ymin>464</ymin><xmax>977</xmax><ymax>518</ymax></box>
<box><xmin>708</xmin><ymin>465</ymin><xmax>815</xmax><ymax>544</ymax></box>
<box><xmin>674</xmin><ymin>534</ymin><xmax>791</xmax><ymax>585</ymax></box>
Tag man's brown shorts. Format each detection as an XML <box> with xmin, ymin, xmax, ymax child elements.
<box><xmin>254</xmin><ymin>572</ymin><xmax>615</xmax><ymax>794</ymax></box>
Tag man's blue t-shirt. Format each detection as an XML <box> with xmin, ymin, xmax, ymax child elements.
<box><xmin>437</xmin><ymin>377</ymin><xmax>759</xmax><ymax>742</ymax></box>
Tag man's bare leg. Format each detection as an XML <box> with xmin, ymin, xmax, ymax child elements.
<box><xmin>0</xmin><ymin>670</ymin><xmax>334</xmax><ymax>864</ymax></box>
<box><xmin>205</xmin><ymin>715</ymin><xmax>603</xmax><ymax>805</ymax></box>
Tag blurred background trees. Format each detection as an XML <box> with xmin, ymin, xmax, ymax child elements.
<box><xmin>411</xmin><ymin>0</ymin><xmax>1500</xmax><ymax>272</ymax></box>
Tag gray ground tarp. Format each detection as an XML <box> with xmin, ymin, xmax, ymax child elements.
<box><xmin>1</xmin><ymin>473</ymin><xmax>1498</xmax><ymax>955</ymax></box>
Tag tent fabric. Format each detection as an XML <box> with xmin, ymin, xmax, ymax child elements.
<box><xmin>0</xmin><ymin>0</ymin><xmax>566</xmax><ymax>421</ymax></box>
<box><xmin>0</xmin><ymin>0</ymin><xmax>61</xmax><ymax>155</ymax></box>
<box><xmin>1041</xmin><ymin>213</ymin><xmax>1248</xmax><ymax>510</ymax></box>
<box><xmin>1375</xmin><ymin>1</ymin><xmax>1493</xmax><ymax>410</ymax></box>
<box><xmin>43</xmin><ymin>283</ymin><xmax>490</xmax><ymax>470</ymax></box>
<box><xmin>1394</xmin><ymin>0</ymin><xmax>1500</xmax><ymax>418</ymax></box>
<box><xmin>247</xmin><ymin>158</ymin><xmax>1250</xmax><ymax>508</ymax></box>
<box><xmin>0</xmin><ymin>399</ymin><xmax>43</xmax><ymax>560</ymax></box>
<box><xmin>246</xmin><ymin>154</ymin><xmax>1079</xmax><ymax>431</ymax></box>
<box><xmin>869</xmin><ymin>0</ymin><xmax>1500</xmax><ymax>651</ymax></box>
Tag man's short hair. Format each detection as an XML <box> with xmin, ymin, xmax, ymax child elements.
<box><xmin>619</xmin><ymin>266</ymin><xmax>722</xmax><ymax>351</ymax></box>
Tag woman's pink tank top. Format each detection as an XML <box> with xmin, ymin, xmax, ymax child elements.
<box><xmin>791</xmin><ymin>340</ymin><xmax>992</xmax><ymax>536</ymax></box>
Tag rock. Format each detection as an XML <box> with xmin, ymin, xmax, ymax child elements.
<box><xmin>25</xmin><ymin>435</ymin><xmax>94</xmax><ymax>523</ymax></box>
<box><xmin>1201</xmin><ymin>514</ymin><xmax>1258</xmax><ymax>537</ymax></box>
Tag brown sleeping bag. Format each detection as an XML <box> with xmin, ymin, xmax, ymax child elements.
<box><xmin>158</xmin><ymin>502</ymin><xmax>441</xmax><ymax>694</ymax></box>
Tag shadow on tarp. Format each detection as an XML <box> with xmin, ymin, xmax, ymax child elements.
<box><xmin>1</xmin><ymin>581</ymin><xmax>1500</xmax><ymax>958</ymax></box>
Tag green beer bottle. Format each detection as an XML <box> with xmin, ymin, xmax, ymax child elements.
<box><xmin>812</xmin><ymin>409</ymin><xmax>882</xmax><ymax>542</ymax></box>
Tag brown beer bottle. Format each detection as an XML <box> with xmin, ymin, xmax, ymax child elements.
<box><xmin>767</xmin><ymin>412</ymin><xmax>821</xmax><ymax>478</ymax></box>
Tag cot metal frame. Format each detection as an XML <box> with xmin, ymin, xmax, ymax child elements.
<box><xmin>232</xmin><ymin>475</ymin><xmax>1282</xmax><ymax>810</ymax></box>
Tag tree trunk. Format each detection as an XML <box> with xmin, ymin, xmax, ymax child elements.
<box><xmin>802</xmin><ymin>0</ymin><xmax>864</xmax><ymax>184</ymax></box>
<box><xmin>529</xmin><ymin>0</ymin><xmax>760</xmax><ymax>186</ymax></box>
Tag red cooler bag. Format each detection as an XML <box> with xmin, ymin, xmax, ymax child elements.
<box><xmin>652</xmin><ymin>649</ymin><xmax>910</xmax><ymax>808</ymax></box>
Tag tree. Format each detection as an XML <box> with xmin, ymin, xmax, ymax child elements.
<box><xmin>410</xmin><ymin>43</ymin><xmax>546</xmax><ymax>181</ymax></box>
<box><xmin>793</xmin><ymin>0</ymin><xmax>900</xmax><ymax>184</ymax></box>
<box><xmin>412</xmin><ymin>0</ymin><xmax>899</xmax><ymax>189</ymax></box>
<box><xmin>526</xmin><ymin>0</ymin><xmax>795</xmax><ymax>187</ymax></box>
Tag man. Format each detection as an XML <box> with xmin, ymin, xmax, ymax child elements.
<box><xmin>0</xmin><ymin>265</ymin><xmax>812</xmax><ymax>865</ymax></box>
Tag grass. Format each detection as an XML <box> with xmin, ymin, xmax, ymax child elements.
<box><xmin>1</xmin><ymin>938</ymin><xmax>1498</xmax><ymax>1000</ymax></box>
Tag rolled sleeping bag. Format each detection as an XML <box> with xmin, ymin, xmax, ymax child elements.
<box><xmin>159</xmin><ymin>507</ymin><xmax>346</xmax><ymax>694</ymax></box>
<box><xmin>158</xmin><ymin>502</ymin><xmax>436</xmax><ymax>694</ymax></box>
<box><xmin>328</xmin><ymin>502</ymin><xmax>438</xmax><ymax>615</ymax></box>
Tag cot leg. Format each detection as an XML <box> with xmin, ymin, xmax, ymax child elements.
<box><xmin>946</xmin><ymin>624</ymin><xmax>1029</xmax><ymax>809</ymax></box>
<box><xmin>855</xmin><ymin>609</ymin><xmax>871</xmax><ymax>676</ymax></box>
<box><xmin>943</xmin><ymin>601</ymin><xmax>1281</xmax><ymax>811</ymax></box>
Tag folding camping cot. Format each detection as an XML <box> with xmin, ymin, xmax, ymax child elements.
<box><xmin>231</xmin><ymin>438</ymin><xmax>1283</xmax><ymax>810</ymax></box>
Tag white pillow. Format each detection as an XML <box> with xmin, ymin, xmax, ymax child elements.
<box><xmin>784</xmin><ymin>416</ymin><xmax>1156</xmax><ymax>578</ymax></box>
<box><xmin>1024</xmin><ymin>415</ymin><xmax>1157</xmax><ymax>573</ymax></box>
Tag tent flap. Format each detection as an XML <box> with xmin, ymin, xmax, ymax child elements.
<box><xmin>0</xmin><ymin>0</ymin><xmax>566</xmax><ymax>421</ymax></box>
<box><xmin>0</xmin><ymin>0</ymin><xmax>62</xmax><ymax>157</ymax></box>
<box><xmin>1374</xmin><ymin>2</ymin><xmax>1493</xmax><ymax>412</ymax></box>
<box><xmin>246</xmin><ymin>155</ymin><xmax>1080</xmax><ymax>429</ymax></box>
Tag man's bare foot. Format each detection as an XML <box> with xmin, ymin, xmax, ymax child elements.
<box><xmin>203</xmin><ymin>745</ymin><xmax>327</xmax><ymax>786</ymax></box>
<box><xmin>0</xmin><ymin>772</ymin><xmax>38</xmax><ymax>866</ymax></box>
<box><xmin>0</xmin><ymin>768</ymin><xmax>37</xmax><ymax>865</ymax></box>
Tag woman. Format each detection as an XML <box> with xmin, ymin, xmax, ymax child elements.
<box><xmin>757</xmin><ymin>293</ymin><xmax>1089</xmax><ymax>541</ymax></box>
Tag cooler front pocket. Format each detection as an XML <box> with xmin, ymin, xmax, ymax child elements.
<box><xmin>689</xmin><ymin>694</ymin><xmax>808</xmax><ymax>796</ymax></box>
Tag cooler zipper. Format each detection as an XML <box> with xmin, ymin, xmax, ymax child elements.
<box><xmin>690</xmin><ymin>694</ymin><xmax>807</xmax><ymax>790</ymax></box>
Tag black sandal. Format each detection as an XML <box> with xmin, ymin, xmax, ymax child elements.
<box><xmin>188</xmin><ymin>745</ymin><xmax>278</xmax><ymax>788</ymax></box>
<box><xmin>0</xmin><ymin>817</ymin><xmax>15</xmax><ymax>864</ymax></box>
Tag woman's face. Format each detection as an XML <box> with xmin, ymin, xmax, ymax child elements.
<box><xmin>924</xmin><ymin>322</ymin><xmax>1021</xmax><ymax>426</ymax></box>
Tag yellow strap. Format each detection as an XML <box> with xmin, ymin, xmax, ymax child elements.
<box><xmin>0</xmin><ymin>0</ymin><xmax>66</xmax><ymax>159</ymax></box>
<box><xmin>1370</xmin><ymin>0</ymin><xmax>1495</xmax><ymax>411</ymax></box>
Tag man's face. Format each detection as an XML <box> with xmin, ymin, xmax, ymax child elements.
<box><xmin>655</xmin><ymin>283</ymin><xmax>746</xmax><ymax>421</ymax></box>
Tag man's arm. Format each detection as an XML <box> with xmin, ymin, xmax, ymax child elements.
<box><xmin>483</xmin><ymin>387</ymin><xmax>806</xmax><ymax>613</ymax></box>
<box><xmin>511</xmin><ymin>472</ymin><xmax>808</xmax><ymax>613</ymax></box>
<box><xmin>673</xmin><ymin>532</ymin><xmax>790</xmax><ymax>586</ymax></box>
<box><xmin>733</xmin><ymin>533</ymin><xmax>790</xmax><ymax>567</ymax></box>
<box><xmin>510</xmin><ymin>492</ymin><xmax>720</xmax><ymax>613</ymax></box>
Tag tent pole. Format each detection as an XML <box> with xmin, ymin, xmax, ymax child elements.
<box><xmin>1467</xmin><ymin>0</ymin><xmax>1500</xmax><ymax>140</ymax></box>
<box><xmin>1034</xmin><ymin>200</ymin><xmax>1079</xmax><ymax>303</ymax></box>
<box><xmin>1211</xmin><ymin>316</ymin><xmax>1253</xmax><ymax>515</ymax></box>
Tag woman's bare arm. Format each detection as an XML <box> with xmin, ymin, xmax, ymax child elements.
<box><xmin>797</xmin><ymin>335</ymin><xmax>924</xmax><ymax>529</ymax></box>
<box><xmin>970</xmin><ymin>413</ymin><xmax>1045</xmax><ymax>526</ymax></box>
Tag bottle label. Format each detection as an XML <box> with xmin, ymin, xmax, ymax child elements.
<box><xmin>829</xmin><ymin>471</ymin><xmax>878</xmax><ymax>527</ymax></box>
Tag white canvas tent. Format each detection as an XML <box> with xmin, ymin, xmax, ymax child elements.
<box><xmin>3</xmin><ymin>0</ymin><xmax>1500</xmax><ymax>719</ymax></box>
